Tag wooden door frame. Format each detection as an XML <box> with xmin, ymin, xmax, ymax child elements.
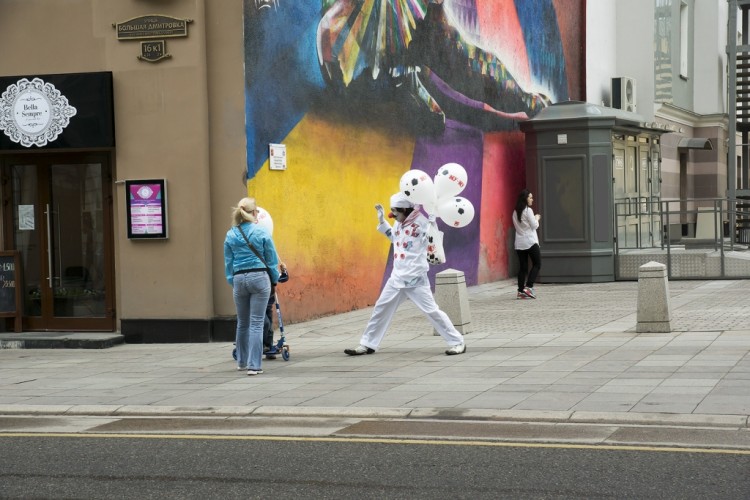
<box><xmin>0</xmin><ymin>151</ymin><xmax>115</xmax><ymax>331</ymax></box>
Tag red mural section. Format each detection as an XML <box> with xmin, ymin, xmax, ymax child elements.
<box><xmin>479</xmin><ymin>131</ymin><xmax>527</xmax><ymax>282</ymax></box>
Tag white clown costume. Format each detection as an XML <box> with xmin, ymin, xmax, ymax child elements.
<box><xmin>348</xmin><ymin>193</ymin><xmax>465</xmax><ymax>355</ymax></box>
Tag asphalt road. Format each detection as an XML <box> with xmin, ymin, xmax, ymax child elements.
<box><xmin>2</xmin><ymin>434</ymin><xmax>749</xmax><ymax>499</ymax></box>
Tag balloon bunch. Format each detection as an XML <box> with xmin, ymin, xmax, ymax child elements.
<box><xmin>399</xmin><ymin>163</ymin><xmax>475</xmax><ymax>227</ymax></box>
<box><xmin>398</xmin><ymin>163</ymin><xmax>475</xmax><ymax>265</ymax></box>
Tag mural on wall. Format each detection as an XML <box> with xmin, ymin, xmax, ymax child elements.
<box><xmin>317</xmin><ymin>0</ymin><xmax>551</xmax><ymax>135</ymax></box>
<box><xmin>243</xmin><ymin>0</ymin><xmax>583</xmax><ymax>322</ymax></box>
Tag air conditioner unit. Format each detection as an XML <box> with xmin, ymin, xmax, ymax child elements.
<box><xmin>612</xmin><ymin>77</ymin><xmax>636</xmax><ymax>113</ymax></box>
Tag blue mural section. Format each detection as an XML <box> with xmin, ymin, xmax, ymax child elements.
<box><xmin>514</xmin><ymin>0</ymin><xmax>569</xmax><ymax>102</ymax></box>
<box><xmin>244</xmin><ymin>2</ymin><xmax>324</xmax><ymax>179</ymax></box>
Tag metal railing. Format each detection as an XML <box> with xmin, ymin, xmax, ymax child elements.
<box><xmin>614</xmin><ymin>197</ymin><xmax>750</xmax><ymax>279</ymax></box>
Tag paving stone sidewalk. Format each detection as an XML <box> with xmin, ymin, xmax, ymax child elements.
<box><xmin>1</xmin><ymin>279</ymin><xmax>749</xmax><ymax>426</ymax></box>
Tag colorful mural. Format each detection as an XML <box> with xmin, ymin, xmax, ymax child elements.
<box><xmin>244</xmin><ymin>0</ymin><xmax>584</xmax><ymax>322</ymax></box>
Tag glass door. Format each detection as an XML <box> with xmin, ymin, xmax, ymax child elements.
<box><xmin>650</xmin><ymin>145</ymin><xmax>662</xmax><ymax>247</ymax></box>
<box><xmin>638</xmin><ymin>146</ymin><xmax>653</xmax><ymax>247</ymax></box>
<box><xmin>614</xmin><ymin>137</ymin><xmax>661</xmax><ymax>250</ymax></box>
<box><xmin>2</xmin><ymin>154</ymin><xmax>114</xmax><ymax>331</ymax></box>
<box><xmin>614</xmin><ymin>143</ymin><xmax>640</xmax><ymax>248</ymax></box>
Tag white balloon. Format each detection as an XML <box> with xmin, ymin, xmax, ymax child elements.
<box><xmin>400</xmin><ymin>169</ymin><xmax>436</xmax><ymax>206</ymax></box>
<box><xmin>434</xmin><ymin>163</ymin><xmax>468</xmax><ymax>199</ymax></box>
<box><xmin>255</xmin><ymin>206</ymin><xmax>274</xmax><ymax>236</ymax></box>
<box><xmin>437</xmin><ymin>196</ymin><xmax>475</xmax><ymax>228</ymax></box>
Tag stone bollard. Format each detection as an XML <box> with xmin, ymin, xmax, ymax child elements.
<box><xmin>433</xmin><ymin>268</ymin><xmax>472</xmax><ymax>335</ymax></box>
<box><xmin>636</xmin><ymin>261</ymin><xmax>672</xmax><ymax>333</ymax></box>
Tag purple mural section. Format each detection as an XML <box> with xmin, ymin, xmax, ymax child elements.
<box><xmin>382</xmin><ymin>119</ymin><xmax>483</xmax><ymax>288</ymax></box>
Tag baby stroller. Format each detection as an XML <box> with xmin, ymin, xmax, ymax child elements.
<box><xmin>233</xmin><ymin>270</ymin><xmax>290</xmax><ymax>361</ymax></box>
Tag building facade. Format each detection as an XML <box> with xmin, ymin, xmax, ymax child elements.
<box><xmin>587</xmin><ymin>0</ymin><xmax>729</xmax><ymax>241</ymax></box>
<box><xmin>0</xmin><ymin>1</ymin><xmax>245</xmax><ymax>340</ymax></box>
<box><xmin>0</xmin><ymin>1</ymin><xmax>732</xmax><ymax>341</ymax></box>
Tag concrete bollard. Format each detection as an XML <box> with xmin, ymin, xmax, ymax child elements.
<box><xmin>433</xmin><ymin>268</ymin><xmax>472</xmax><ymax>335</ymax></box>
<box><xmin>636</xmin><ymin>261</ymin><xmax>672</xmax><ymax>333</ymax></box>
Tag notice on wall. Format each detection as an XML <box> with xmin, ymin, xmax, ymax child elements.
<box><xmin>269</xmin><ymin>143</ymin><xmax>287</xmax><ymax>171</ymax></box>
<box><xmin>614</xmin><ymin>155</ymin><xmax>624</xmax><ymax>170</ymax></box>
<box><xmin>0</xmin><ymin>252</ymin><xmax>18</xmax><ymax>315</ymax></box>
<box><xmin>126</xmin><ymin>179</ymin><xmax>168</xmax><ymax>239</ymax></box>
<box><xmin>18</xmin><ymin>205</ymin><xmax>34</xmax><ymax>230</ymax></box>
<box><xmin>0</xmin><ymin>251</ymin><xmax>22</xmax><ymax>331</ymax></box>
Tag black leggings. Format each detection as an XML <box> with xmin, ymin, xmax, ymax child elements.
<box><xmin>516</xmin><ymin>244</ymin><xmax>541</xmax><ymax>291</ymax></box>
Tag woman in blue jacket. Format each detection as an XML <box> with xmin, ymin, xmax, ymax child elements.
<box><xmin>224</xmin><ymin>197</ymin><xmax>280</xmax><ymax>375</ymax></box>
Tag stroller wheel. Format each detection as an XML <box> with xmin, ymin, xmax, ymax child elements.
<box><xmin>282</xmin><ymin>345</ymin><xmax>290</xmax><ymax>361</ymax></box>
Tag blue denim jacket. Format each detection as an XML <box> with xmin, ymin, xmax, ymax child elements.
<box><xmin>224</xmin><ymin>222</ymin><xmax>280</xmax><ymax>286</ymax></box>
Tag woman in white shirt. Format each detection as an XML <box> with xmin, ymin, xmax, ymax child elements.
<box><xmin>512</xmin><ymin>189</ymin><xmax>541</xmax><ymax>299</ymax></box>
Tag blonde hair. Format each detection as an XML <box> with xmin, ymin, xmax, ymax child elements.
<box><xmin>232</xmin><ymin>197</ymin><xmax>258</xmax><ymax>226</ymax></box>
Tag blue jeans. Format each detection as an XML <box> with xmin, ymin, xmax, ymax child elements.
<box><xmin>233</xmin><ymin>271</ymin><xmax>271</xmax><ymax>370</ymax></box>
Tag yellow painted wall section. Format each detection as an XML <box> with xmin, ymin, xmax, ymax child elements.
<box><xmin>248</xmin><ymin>113</ymin><xmax>415</xmax><ymax>322</ymax></box>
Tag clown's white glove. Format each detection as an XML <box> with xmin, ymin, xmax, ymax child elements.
<box><xmin>375</xmin><ymin>204</ymin><xmax>386</xmax><ymax>225</ymax></box>
<box><xmin>428</xmin><ymin>213</ymin><xmax>436</xmax><ymax>223</ymax></box>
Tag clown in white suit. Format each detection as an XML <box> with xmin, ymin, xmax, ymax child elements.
<box><xmin>345</xmin><ymin>192</ymin><xmax>466</xmax><ymax>356</ymax></box>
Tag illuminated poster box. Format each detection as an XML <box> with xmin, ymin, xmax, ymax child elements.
<box><xmin>126</xmin><ymin>179</ymin><xmax>168</xmax><ymax>239</ymax></box>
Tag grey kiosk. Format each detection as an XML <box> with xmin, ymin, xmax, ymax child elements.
<box><xmin>519</xmin><ymin>101</ymin><xmax>665</xmax><ymax>282</ymax></box>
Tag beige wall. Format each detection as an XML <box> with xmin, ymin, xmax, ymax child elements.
<box><xmin>205</xmin><ymin>0</ymin><xmax>247</xmax><ymax>318</ymax></box>
<box><xmin>0</xmin><ymin>0</ymin><xmax>242</xmax><ymax>328</ymax></box>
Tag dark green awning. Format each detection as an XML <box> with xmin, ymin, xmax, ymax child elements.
<box><xmin>677</xmin><ymin>138</ymin><xmax>713</xmax><ymax>150</ymax></box>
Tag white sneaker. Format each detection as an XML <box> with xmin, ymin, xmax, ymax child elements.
<box><xmin>445</xmin><ymin>343</ymin><xmax>466</xmax><ymax>355</ymax></box>
<box><xmin>247</xmin><ymin>369</ymin><xmax>264</xmax><ymax>376</ymax></box>
<box><xmin>344</xmin><ymin>344</ymin><xmax>375</xmax><ymax>356</ymax></box>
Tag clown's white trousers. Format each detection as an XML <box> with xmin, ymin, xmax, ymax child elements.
<box><xmin>359</xmin><ymin>281</ymin><xmax>464</xmax><ymax>350</ymax></box>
